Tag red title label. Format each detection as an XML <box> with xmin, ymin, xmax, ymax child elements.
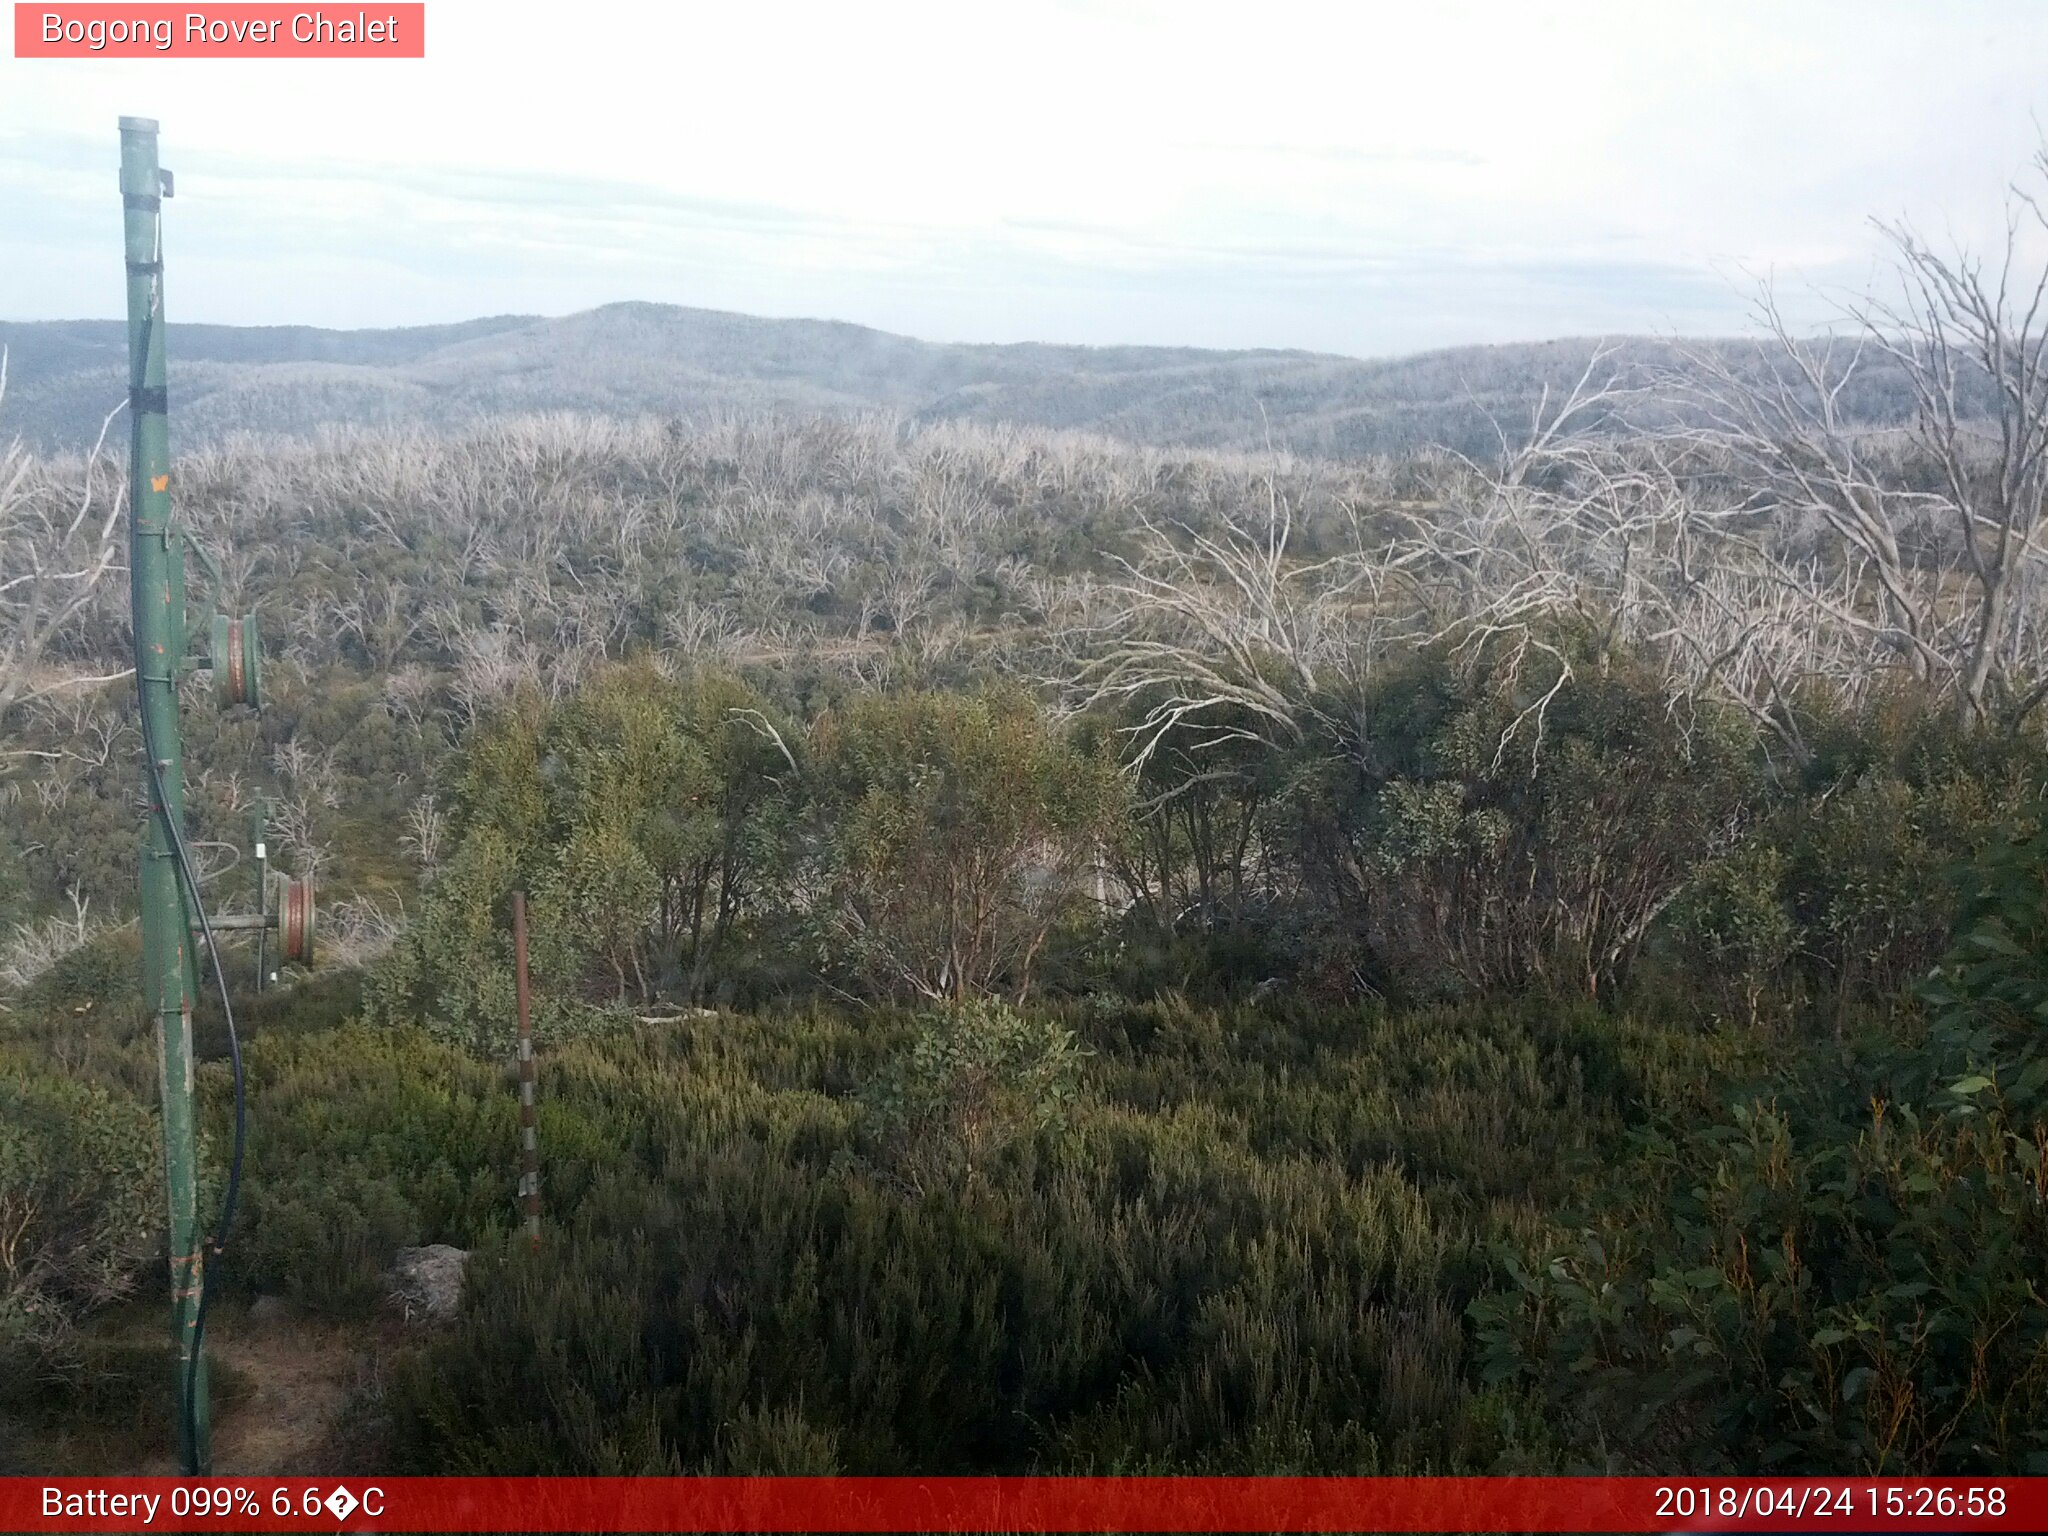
<box><xmin>13</xmin><ymin>3</ymin><xmax>424</xmax><ymax>56</ymax></box>
<box><xmin>1</xmin><ymin>1477</ymin><xmax>2042</xmax><ymax>1532</ymax></box>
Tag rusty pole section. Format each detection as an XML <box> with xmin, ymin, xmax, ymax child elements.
<box><xmin>512</xmin><ymin>891</ymin><xmax>540</xmax><ymax>1251</ymax></box>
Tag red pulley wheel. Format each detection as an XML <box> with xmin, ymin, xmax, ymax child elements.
<box><xmin>279</xmin><ymin>878</ymin><xmax>315</xmax><ymax>966</ymax></box>
<box><xmin>211</xmin><ymin>612</ymin><xmax>263</xmax><ymax>709</ymax></box>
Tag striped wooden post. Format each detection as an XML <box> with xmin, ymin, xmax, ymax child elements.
<box><xmin>511</xmin><ymin>890</ymin><xmax>540</xmax><ymax>1252</ymax></box>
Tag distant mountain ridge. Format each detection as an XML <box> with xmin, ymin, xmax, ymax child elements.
<box><xmin>0</xmin><ymin>301</ymin><xmax>1919</xmax><ymax>461</ymax></box>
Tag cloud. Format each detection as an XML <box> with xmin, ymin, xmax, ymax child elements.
<box><xmin>4</xmin><ymin>1</ymin><xmax>2047</xmax><ymax>352</ymax></box>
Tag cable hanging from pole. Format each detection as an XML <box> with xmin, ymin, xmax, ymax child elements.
<box><xmin>130</xmin><ymin>172</ymin><xmax>248</xmax><ymax>1472</ymax></box>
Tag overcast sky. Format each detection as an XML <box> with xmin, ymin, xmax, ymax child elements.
<box><xmin>4</xmin><ymin>0</ymin><xmax>2048</xmax><ymax>357</ymax></box>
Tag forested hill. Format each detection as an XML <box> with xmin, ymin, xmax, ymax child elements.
<box><xmin>0</xmin><ymin>302</ymin><xmax>1925</xmax><ymax>459</ymax></box>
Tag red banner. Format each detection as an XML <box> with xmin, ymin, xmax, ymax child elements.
<box><xmin>13</xmin><ymin>4</ymin><xmax>424</xmax><ymax>57</ymax></box>
<box><xmin>3</xmin><ymin>1476</ymin><xmax>2043</xmax><ymax>1532</ymax></box>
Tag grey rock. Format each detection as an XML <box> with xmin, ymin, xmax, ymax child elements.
<box><xmin>388</xmin><ymin>1243</ymin><xmax>469</xmax><ymax>1324</ymax></box>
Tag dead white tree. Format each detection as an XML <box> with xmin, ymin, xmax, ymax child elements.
<box><xmin>1666</xmin><ymin>149</ymin><xmax>2048</xmax><ymax>730</ymax></box>
<box><xmin>1405</xmin><ymin>185</ymin><xmax>2048</xmax><ymax>759</ymax></box>
<box><xmin>320</xmin><ymin>893</ymin><xmax>402</xmax><ymax>968</ymax></box>
<box><xmin>269</xmin><ymin>794</ymin><xmax>330</xmax><ymax>881</ymax></box>
<box><xmin>0</xmin><ymin>354</ymin><xmax>130</xmax><ymax>720</ymax></box>
<box><xmin>1076</xmin><ymin>483</ymin><xmax>1403</xmax><ymax>769</ymax></box>
<box><xmin>447</xmin><ymin>623</ymin><xmax>548</xmax><ymax>721</ymax></box>
<box><xmin>1</xmin><ymin>888</ymin><xmax>104</xmax><ymax>990</ymax></box>
<box><xmin>330</xmin><ymin>574</ymin><xmax>432</xmax><ymax>670</ymax></box>
<box><xmin>400</xmin><ymin>794</ymin><xmax>446</xmax><ymax>877</ymax></box>
<box><xmin>1396</xmin><ymin>393</ymin><xmax>1930</xmax><ymax>766</ymax></box>
<box><xmin>874</xmin><ymin>550</ymin><xmax>941</xmax><ymax>639</ymax></box>
<box><xmin>382</xmin><ymin>663</ymin><xmax>440</xmax><ymax>730</ymax></box>
<box><xmin>661</xmin><ymin>600</ymin><xmax>751</xmax><ymax>664</ymax></box>
<box><xmin>1383</xmin><ymin>349</ymin><xmax>1656</xmax><ymax>762</ymax></box>
<box><xmin>1863</xmin><ymin>167</ymin><xmax>2048</xmax><ymax>725</ymax></box>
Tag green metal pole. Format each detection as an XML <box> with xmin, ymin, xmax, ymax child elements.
<box><xmin>253</xmin><ymin>798</ymin><xmax>269</xmax><ymax>992</ymax></box>
<box><xmin>120</xmin><ymin>114</ymin><xmax>209</xmax><ymax>1476</ymax></box>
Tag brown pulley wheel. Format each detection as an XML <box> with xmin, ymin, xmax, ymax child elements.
<box><xmin>279</xmin><ymin>878</ymin><xmax>315</xmax><ymax>966</ymax></box>
<box><xmin>211</xmin><ymin>612</ymin><xmax>262</xmax><ymax>708</ymax></box>
<box><xmin>224</xmin><ymin>617</ymin><xmax>245</xmax><ymax>703</ymax></box>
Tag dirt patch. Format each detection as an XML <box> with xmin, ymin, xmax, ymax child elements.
<box><xmin>170</xmin><ymin>1307</ymin><xmax>367</xmax><ymax>1476</ymax></box>
<box><xmin>18</xmin><ymin>1302</ymin><xmax>388</xmax><ymax>1477</ymax></box>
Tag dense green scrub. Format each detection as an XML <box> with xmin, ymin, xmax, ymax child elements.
<box><xmin>1479</xmin><ymin>825</ymin><xmax>2048</xmax><ymax>1474</ymax></box>
<box><xmin>7</xmin><ymin>838</ymin><xmax>2047</xmax><ymax>1474</ymax></box>
<box><xmin>367</xmin><ymin>996</ymin><xmax>1733</xmax><ymax>1474</ymax></box>
<box><xmin>6</xmin><ymin>649</ymin><xmax>2047</xmax><ymax>1475</ymax></box>
<box><xmin>0</xmin><ymin>973</ymin><xmax>1735</xmax><ymax>1473</ymax></box>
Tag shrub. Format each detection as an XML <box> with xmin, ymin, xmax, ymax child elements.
<box><xmin>0</xmin><ymin>1051</ymin><xmax>160</xmax><ymax>1390</ymax></box>
<box><xmin>1774</xmin><ymin>695</ymin><xmax>2043</xmax><ymax>1013</ymax></box>
<box><xmin>214</xmin><ymin>1024</ymin><xmax>516</xmax><ymax>1313</ymax></box>
<box><xmin>1283</xmin><ymin>647</ymin><xmax>1761</xmax><ymax>1001</ymax></box>
<box><xmin>1474</xmin><ymin>814</ymin><xmax>2048</xmax><ymax>1473</ymax></box>
<box><xmin>860</xmin><ymin>1000</ymin><xmax>1088</xmax><ymax>1189</ymax></box>
<box><xmin>815</xmin><ymin>688</ymin><xmax>1127</xmax><ymax>1002</ymax></box>
<box><xmin>373</xmin><ymin>995</ymin><xmax>1699</xmax><ymax>1475</ymax></box>
<box><xmin>368</xmin><ymin>664</ymin><xmax>799</xmax><ymax>1047</ymax></box>
<box><xmin>1663</xmin><ymin>846</ymin><xmax>1797</xmax><ymax>1026</ymax></box>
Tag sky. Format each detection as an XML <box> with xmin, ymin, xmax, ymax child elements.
<box><xmin>4</xmin><ymin>0</ymin><xmax>2048</xmax><ymax>358</ymax></box>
